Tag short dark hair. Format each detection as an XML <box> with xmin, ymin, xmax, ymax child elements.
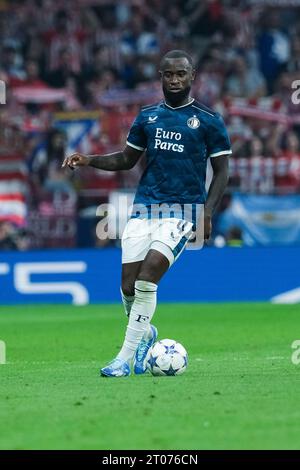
<box><xmin>160</xmin><ymin>50</ymin><xmax>194</xmax><ymax>69</ymax></box>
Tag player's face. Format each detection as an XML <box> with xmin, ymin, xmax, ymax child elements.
<box><xmin>160</xmin><ymin>58</ymin><xmax>195</xmax><ymax>106</ymax></box>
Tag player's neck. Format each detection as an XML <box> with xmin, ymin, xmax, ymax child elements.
<box><xmin>164</xmin><ymin>96</ymin><xmax>194</xmax><ymax>109</ymax></box>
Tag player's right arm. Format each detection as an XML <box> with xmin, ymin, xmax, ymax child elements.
<box><xmin>61</xmin><ymin>144</ymin><xmax>143</xmax><ymax>171</ymax></box>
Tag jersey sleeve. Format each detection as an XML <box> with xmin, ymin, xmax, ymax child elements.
<box><xmin>206</xmin><ymin>113</ymin><xmax>232</xmax><ymax>158</ymax></box>
<box><xmin>126</xmin><ymin>112</ymin><xmax>147</xmax><ymax>151</ymax></box>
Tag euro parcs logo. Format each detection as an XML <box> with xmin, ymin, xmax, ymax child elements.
<box><xmin>0</xmin><ymin>80</ymin><xmax>6</xmax><ymax>104</ymax></box>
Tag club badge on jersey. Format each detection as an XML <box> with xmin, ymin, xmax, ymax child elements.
<box><xmin>187</xmin><ymin>116</ymin><xmax>200</xmax><ymax>129</ymax></box>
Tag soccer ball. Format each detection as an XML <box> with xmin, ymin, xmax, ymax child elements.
<box><xmin>147</xmin><ymin>339</ymin><xmax>188</xmax><ymax>376</ymax></box>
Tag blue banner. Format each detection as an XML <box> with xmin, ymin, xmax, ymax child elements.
<box><xmin>218</xmin><ymin>193</ymin><xmax>300</xmax><ymax>246</ymax></box>
<box><xmin>0</xmin><ymin>247</ymin><xmax>299</xmax><ymax>304</ymax></box>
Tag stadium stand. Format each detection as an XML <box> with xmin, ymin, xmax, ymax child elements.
<box><xmin>1</xmin><ymin>0</ymin><xmax>300</xmax><ymax>249</ymax></box>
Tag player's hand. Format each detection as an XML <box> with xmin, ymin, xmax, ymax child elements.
<box><xmin>61</xmin><ymin>153</ymin><xmax>91</xmax><ymax>170</ymax></box>
<box><xmin>204</xmin><ymin>212</ymin><xmax>212</xmax><ymax>241</ymax></box>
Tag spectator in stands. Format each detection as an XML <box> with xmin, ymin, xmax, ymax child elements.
<box><xmin>0</xmin><ymin>222</ymin><xmax>31</xmax><ymax>251</ymax></box>
<box><xmin>93</xmin><ymin>10</ymin><xmax>122</xmax><ymax>73</ymax></box>
<box><xmin>133</xmin><ymin>57</ymin><xmax>157</xmax><ymax>84</ymax></box>
<box><xmin>39</xmin><ymin>129</ymin><xmax>77</xmax><ymax>227</ymax></box>
<box><xmin>89</xmin><ymin>46</ymin><xmax>119</xmax><ymax>81</ymax></box>
<box><xmin>87</xmin><ymin>67</ymin><xmax>120</xmax><ymax>105</ymax></box>
<box><xmin>246</xmin><ymin>136</ymin><xmax>270</xmax><ymax>193</ymax></box>
<box><xmin>45</xmin><ymin>48</ymin><xmax>81</xmax><ymax>90</ymax></box>
<box><xmin>44</xmin><ymin>162</ymin><xmax>76</xmax><ymax>194</ymax></box>
<box><xmin>1</xmin><ymin>43</ymin><xmax>25</xmax><ymax>82</ymax></box>
<box><xmin>0</xmin><ymin>222</ymin><xmax>18</xmax><ymax>250</ymax></box>
<box><xmin>275</xmin><ymin>130</ymin><xmax>300</xmax><ymax>194</ymax></box>
<box><xmin>163</xmin><ymin>5</ymin><xmax>189</xmax><ymax>44</ymax></box>
<box><xmin>33</xmin><ymin>129</ymin><xmax>69</xmax><ymax>189</ymax></box>
<box><xmin>2</xmin><ymin>0</ymin><xmax>300</xmax><ymax>249</ymax></box>
<box><xmin>10</xmin><ymin>59</ymin><xmax>48</xmax><ymax>89</ymax></box>
<box><xmin>185</xmin><ymin>0</ymin><xmax>224</xmax><ymax>40</ymax></box>
<box><xmin>274</xmin><ymin>72</ymin><xmax>296</xmax><ymax>110</ymax></box>
<box><xmin>193</xmin><ymin>48</ymin><xmax>225</xmax><ymax>106</ymax></box>
<box><xmin>224</xmin><ymin>55</ymin><xmax>266</xmax><ymax>99</ymax></box>
<box><xmin>257</xmin><ymin>9</ymin><xmax>291</xmax><ymax>94</ymax></box>
<box><xmin>42</xmin><ymin>9</ymin><xmax>89</xmax><ymax>74</ymax></box>
<box><xmin>120</xmin><ymin>14</ymin><xmax>159</xmax><ymax>58</ymax></box>
<box><xmin>287</xmin><ymin>36</ymin><xmax>300</xmax><ymax>79</ymax></box>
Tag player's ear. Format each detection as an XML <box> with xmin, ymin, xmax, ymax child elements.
<box><xmin>191</xmin><ymin>68</ymin><xmax>196</xmax><ymax>81</ymax></box>
<box><xmin>158</xmin><ymin>70</ymin><xmax>163</xmax><ymax>79</ymax></box>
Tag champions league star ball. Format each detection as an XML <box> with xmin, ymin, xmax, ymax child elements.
<box><xmin>147</xmin><ymin>339</ymin><xmax>188</xmax><ymax>376</ymax></box>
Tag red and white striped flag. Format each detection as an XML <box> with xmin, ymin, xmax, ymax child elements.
<box><xmin>0</xmin><ymin>155</ymin><xmax>28</xmax><ymax>226</ymax></box>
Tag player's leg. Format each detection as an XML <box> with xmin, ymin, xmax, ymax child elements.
<box><xmin>117</xmin><ymin>248</ymin><xmax>169</xmax><ymax>372</ymax></box>
<box><xmin>119</xmin><ymin>219</ymin><xmax>157</xmax><ymax>330</ymax></box>
<box><xmin>118</xmin><ymin>218</ymin><xmax>149</xmax><ymax>320</ymax></box>
<box><xmin>130</xmin><ymin>218</ymin><xmax>194</xmax><ymax>372</ymax></box>
<box><xmin>120</xmin><ymin>258</ymin><xmax>162</xmax><ymax>374</ymax></box>
<box><xmin>120</xmin><ymin>261</ymin><xmax>142</xmax><ymax>317</ymax></box>
<box><xmin>101</xmin><ymin>219</ymin><xmax>152</xmax><ymax>377</ymax></box>
<box><xmin>100</xmin><ymin>218</ymin><xmax>192</xmax><ymax>377</ymax></box>
<box><xmin>121</xmin><ymin>249</ymin><xmax>169</xmax><ymax>317</ymax></box>
<box><xmin>131</xmin><ymin>249</ymin><xmax>171</xmax><ymax>373</ymax></box>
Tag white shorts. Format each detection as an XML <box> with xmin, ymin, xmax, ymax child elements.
<box><xmin>121</xmin><ymin>217</ymin><xmax>194</xmax><ymax>266</ymax></box>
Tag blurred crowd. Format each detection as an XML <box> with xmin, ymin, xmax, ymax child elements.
<box><xmin>1</xmin><ymin>0</ymin><xmax>300</xmax><ymax>249</ymax></box>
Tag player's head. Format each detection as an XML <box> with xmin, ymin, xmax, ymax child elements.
<box><xmin>159</xmin><ymin>50</ymin><xmax>195</xmax><ymax>106</ymax></box>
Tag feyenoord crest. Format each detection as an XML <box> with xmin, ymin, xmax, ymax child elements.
<box><xmin>187</xmin><ymin>116</ymin><xmax>200</xmax><ymax>129</ymax></box>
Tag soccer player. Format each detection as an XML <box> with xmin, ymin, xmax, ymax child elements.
<box><xmin>62</xmin><ymin>50</ymin><xmax>231</xmax><ymax>377</ymax></box>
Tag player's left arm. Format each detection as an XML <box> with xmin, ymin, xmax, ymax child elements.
<box><xmin>204</xmin><ymin>155</ymin><xmax>229</xmax><ymax>240</ymax></box>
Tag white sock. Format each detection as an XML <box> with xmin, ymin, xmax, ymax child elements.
<box><xmin>117</xmin><ymin>280</ymin><xmax>157</xmax><ymax>362</ymax></box>
<box><xmin>120</xmin><ymin>287</ymin><xmax>152</xmax><ymax>337</ymax></box>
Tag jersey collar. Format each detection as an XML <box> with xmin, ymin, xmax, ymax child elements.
<box><xmin>164</xmin><ymin>98</ymin><xmax>195</xmax><ymax>110</ymax></box>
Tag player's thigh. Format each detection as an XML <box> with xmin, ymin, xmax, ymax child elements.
<box><xmin>121</xmin><ymin>218</ymin><xmax>152</xmax><ymax>292</ymax></box>
<box><xmin>150</xmin><ymin>218</ymin><xmax>194</xmax><ymax>266</ymax></box>
<box><xmin>137</xmin><ymin>248</ymin><xmax>170</xmax><ymax>284</ymax></box>
<box><xmin>136</xmin><ymin>219</ymin><xmax>194</xmax><ymax>284</ymax></box>
<box><xmin>121</xmin><ymin>218</ymin><xmax>151</xmax><ymax>263</ymax></box>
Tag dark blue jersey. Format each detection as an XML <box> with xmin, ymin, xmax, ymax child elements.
<box><xmin>127</xmin><ymin>99</ymin><xmax>231</xmax><ymax>220</ymax></box>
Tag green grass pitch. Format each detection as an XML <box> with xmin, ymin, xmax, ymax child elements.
<box><xmin>0</xmin><ymin>303</ymin><xmax>300</xmax><ymax>450</ymax></box>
